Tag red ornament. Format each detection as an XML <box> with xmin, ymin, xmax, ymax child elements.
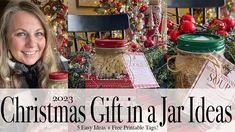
<box><xmin>77</xmin><ymin>55</ymin><xmax>85</xmax><ymax>64</ymax></box>
<box><xmin>80</xmin><ymin>44</ymin><xmax>92</xmax><ymax>52</ymax></box>
<box><xmin>139</xmin><ymin>5</ymin><xmax>147</xmax><ymax>13</ymax></box>
<box><xmin>180</xmin><ymin>14</ymin><xmax>195</xmax><ymax>23</ymax></box>
<box><xmin>129</xmin><ymin>42</ymin><xmax>139</xmax><ymax>52</ymax></box>
<box><xmin>223</xmin><ymin>16</ymin><xmax>235</xmax><ymax>31</ymax></box>
<box><xmin>144</xmin><ymin>39</ymin><xmax>154</xmax><ymax>48</ymax></box>
<box><xmin>62</xmin><ymin>38</ymin><xmax>68</xmax><ymax>44</ymax></box>
<box><xmin>168</xmin><ymin>30</ymin><xmax>180</xmax><ymax>43</ymax></box>
<box><xmin>139</xmin><ymin>35</ymin><xmax>147</xmax><ymax>41</ymax></box>
<box><xmin>179</xmin><ymin>21</ymin><xmax>196</xmax><ymax>34</ymax></box>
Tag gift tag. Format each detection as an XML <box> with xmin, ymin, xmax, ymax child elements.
<box><xmin>123</xmin><ymin>52</ymin><xmax>159</xmax><ymax>88</ymax></box>
<box><xmin>191</xmin><ymin>53</ymin><xmax>235</xmax><ymax>89</ymax></box>
<box><xmin>178</xmin><ymin>53</ymin><xmax>235</xmax><ymax>129</ymax></box>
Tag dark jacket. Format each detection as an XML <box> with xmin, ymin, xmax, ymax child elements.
<box><xmin>13</xmin><ymin>61</ymin><xmax>40</xmax><ymax>88</ymax></box>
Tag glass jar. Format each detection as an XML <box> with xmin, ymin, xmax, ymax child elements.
<box><xmin>174</xmin><ymin>33</ymin><xmax>225</xmax><ymax>88</ymax></box>
<box><xmin>91</xmin><ymin>38</ymin><xmax>128</xmax><ymax>79</ymax></box>
<box><xmin>48</xmin><ymin>71</ymin><xmax>68</xmax><ymax>88</ymax></box>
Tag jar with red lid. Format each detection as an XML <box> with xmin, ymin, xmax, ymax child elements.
<box><xmin>48</xmin><ymin>71</ymin><xmax>68</xmax><ymax>88</ymax></box>
<box><xmin>91</xmin><ymin>38</ymin><xmax>128</xmax><ymax>79</ymax></box>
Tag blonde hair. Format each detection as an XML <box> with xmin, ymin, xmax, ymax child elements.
<box><xmin>0</xmin><ymin>0</ymin><xmax>60</xmax><ymax>88</ymax></box>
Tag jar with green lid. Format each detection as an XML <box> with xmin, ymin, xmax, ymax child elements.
<box><xmin>173</xmin><ymin>33</ymin><xmax>225</xmax><ymax>88</ymax></box>
<box><xmin>48</xmin><ymin>71</ymin><xmax>68</xmax><ymax>88</ymax></box>
<box><xmin>91</xmin><ymin>38</ymin><xmax>128</xmax><ymax>79</ymax></box>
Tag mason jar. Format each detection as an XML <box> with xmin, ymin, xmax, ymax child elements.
<box><xmin>48</xmin><ymin>71</ymin><xmax>68</xmax><ymax>88</ymax></box>
<box><xmin>174</xmin><ymin>33</ymin><xmax>225</xmax><ymax>88</ymax></box>
<box><xmin>91</xmin><ymin>38</ymin><xmax>128</xmax><ymax>79</ymax></box>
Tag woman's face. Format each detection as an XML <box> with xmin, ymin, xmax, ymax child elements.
<box><xmin>7</xmin><ymin>11</ymin><xmax>46</xmax><ymax>65</ymax></box>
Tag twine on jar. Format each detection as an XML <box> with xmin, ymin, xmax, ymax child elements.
<box><xmin>167</xmin><ymin>52</ymin><xmax>221</xmax><ymax>88</ymax></box>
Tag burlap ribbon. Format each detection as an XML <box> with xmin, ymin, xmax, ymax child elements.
<box><xmin>167</xmin><ymin>52</ymin><xmax>221</xmax><ymax>88</ymax></box>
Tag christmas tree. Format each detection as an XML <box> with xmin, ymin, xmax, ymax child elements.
<box><xmin>31</xmin><ymin>0</ymin><xmax>70</xmax><ymax>58</ymax></box>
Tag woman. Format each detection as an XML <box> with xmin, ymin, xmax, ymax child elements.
<box><xmin>0</xmin><ymin>1</ymin><xmax>63</xmax><ymax>88</ymax></box>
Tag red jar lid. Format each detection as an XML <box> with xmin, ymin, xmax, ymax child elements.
<box><xmin>49</xmin><ymin>71</ymin><xmax>68</xmax><ymax>80</ymax></box>
<box><xmin>95</xmin><ymin>38</ymin><xmax>127</xmax><ymax>48</ymax></box>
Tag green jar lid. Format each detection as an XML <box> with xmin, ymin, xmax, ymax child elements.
<box><xmin>176</xmin><ymin>33</ymin><xmax>225</xmax><ymax>53</ymax></box>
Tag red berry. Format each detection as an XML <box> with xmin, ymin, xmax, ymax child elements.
<box><xmin>139</xmin><ymin>35</ymin><xmax>146</xmax><ymax>41</ymax></box>
<box><xmin>180</xmin><ymin>14</ymin><xmax>195</xmax><ymax>23</ymax></box>
<box><xmin>168</xmin><ymin>30</ymin><xmax>180</xmax><ymax>43</ymax></box>
<box><xmin>77</xmin><ymin>55</ymin><xmax>85</xmax><ymax>64</ymax></box>
<box><xmin>223</xmin><ymin>16</ymin><xmax>235</xmax><ymax>31</ymax></box>
<box><xmin>144</xmin><ymin>39</ymin><xmax>154</xmax><ymax>48</ymax></box>
<box><xmin>139</xmin><ymin>5</ymin><xmax>147</xmax><ymax>12</ymax></box>
<box><xmin>179</xmin><ymin>21</ymin><xmax>196</xmax><ymax>34</ymax></box>
<box><xmin>216</xmin><ymin>30</ymin><xmax>229</xmax><ymax>37</ymax></box>
<box><xmin>129</xmin><ymin>42</ymin><xmax>139</xmax><ymax>52</ymax></box>
<box><xmin>208</xmin><ymin>19</ymin><xmax>226</xmax><ymax>32</ymax></box>
<box><xmin>80</xmin><ymin>44</ymin><xmax>91</xmax><ymax>52</ymax></box>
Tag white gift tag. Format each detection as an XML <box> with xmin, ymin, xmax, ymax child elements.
<box><xmin>123</xmin><ymin>52</ymin><xmax>159</xmax><ymax>88</ymax></box>
<box><xmin>191</xmin><ymin>53</ymin><xmax>235</xmax><ymax>89</ymax></box>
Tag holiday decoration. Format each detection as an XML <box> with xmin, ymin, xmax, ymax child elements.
<box><xmin>168</xmin><ymin>29</ymin><xmax>180</xmax><ymax>43</ymax></box>
<box><xmin>129</xmin><ymin>42</ymin><xmax>140</xmax><ymax>52</ymax></box>
<box><xmin>193</xmin><ymin>8</ymin><xmax>216</xmax><ymax>24</ymax></box>
<box><xmin>208</xmin><ymin>19</ymin><xmax>227</xmax><ymax>32</ymax></box>
<box><xmin>223</xmin><ymin>16</ymin><xmax>235</xmax><ymax>31</ymax></box>
<box><xmin>181</xmin><ymin>14</ymin><xmax>195</xmax><ymax>23</ymax></box>
<box><xmin>179</xmin><ymin>20</ymin><xmax>196</xmax><ymax>34</ymax></box>
<box><xmin>68</xmin><ymin>0</ymin><xmax>235</xmax><ymax>89</ymax></box>
<box><xmin>69</xmin><ymin>51</ymin><xmax>91</xmax><ymax>88</ymax></box>
<box><xmin>221</xmin><ymin>0</ymin><xmax>235</xmax><ymax>17</ymax></box>
<box><xmin>95</xmin><ymin>0</ymin><xmax>168</xmax><ymax>49</ymax></box>
<box><xmin>31</xmin><ymin>0</ymin><xmax>69</xmax><ymax>58</ymax></box>
<box><xmin>80</xmin><ymin>44</ymin><xmax>92</xmax><ymax>52</ymax></box>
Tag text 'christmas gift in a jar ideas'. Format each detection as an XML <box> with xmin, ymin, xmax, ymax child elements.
<box><xmin>168</xmin><ymin>33</ymin><xmax>225</xmax><ymax>88</ymax></box>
